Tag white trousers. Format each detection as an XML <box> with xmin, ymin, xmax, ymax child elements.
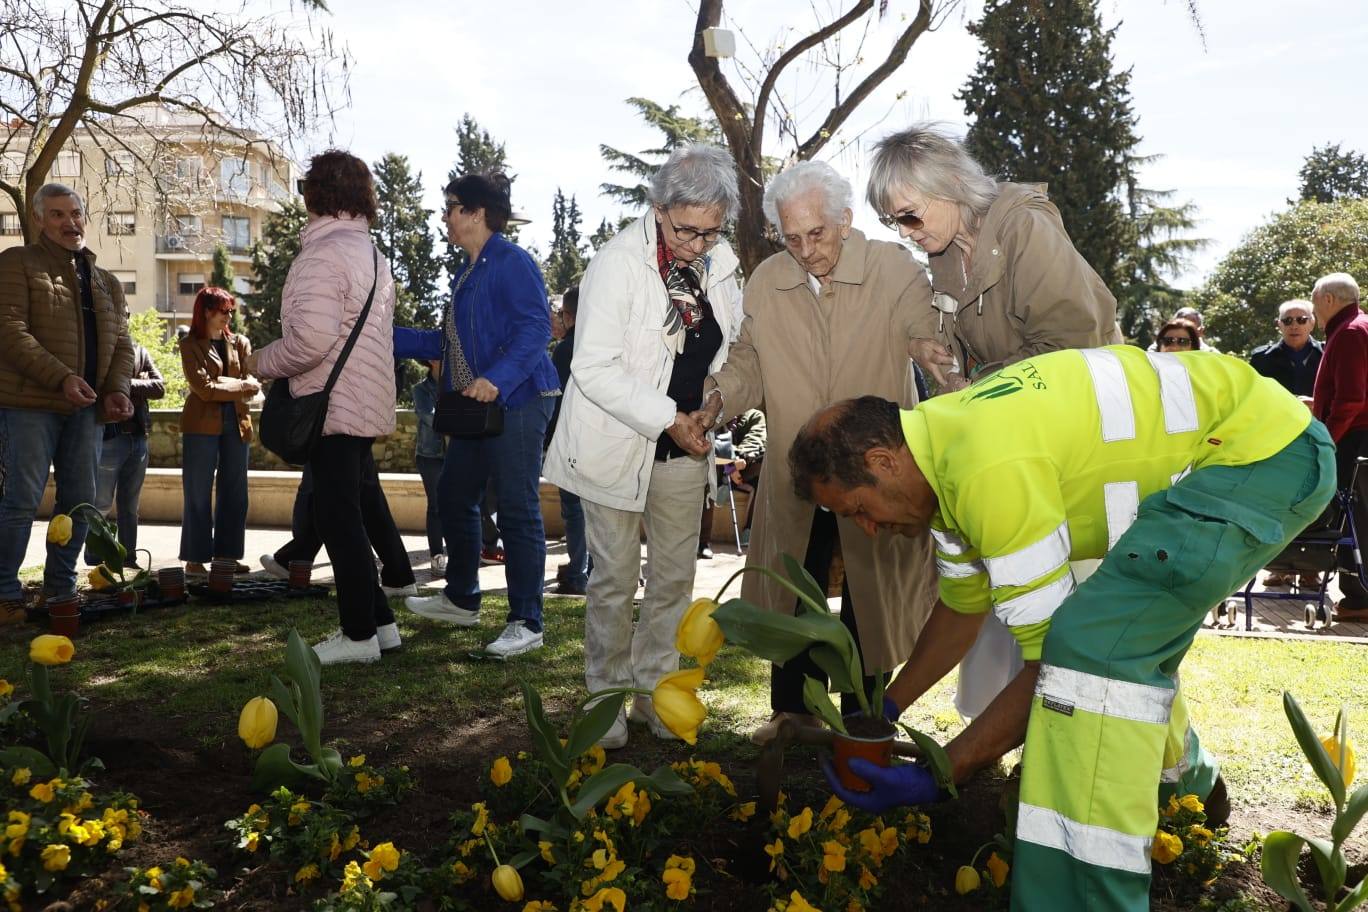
<box><xmin>582</xmin><ymin>454</ymin><xmax>709</xmax><ymax>697</ymax></box>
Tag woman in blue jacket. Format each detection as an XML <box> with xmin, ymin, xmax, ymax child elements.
<box><xmin>395</xmin><ymin>172</ymin><xmax>559</xmax><ymax>658</ymax></box>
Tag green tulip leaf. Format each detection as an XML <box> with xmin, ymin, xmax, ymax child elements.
<box><xmin>0</xmin><ymin>746</ymin><xmax>56</xmax><ymax>780</ymax></box>
<box><xmin>267</xmin><ymin>674</ymin><xmax>303</xmax><ymax>734</ymax></box>
<box><xmin>641</xmin><ymin>764</ymin><xmax>694</xmax><ymax>797</ymax></box>
<box><xmin>518</xmin><ymin>813</ymin><xmax>568</xmax><ymax>841</ymax></box>
<box><xmin>801</xmin><ymin>675</ymin><xmax>846</xmax><ymax>734</ymax></box>
<box><xmin>713</xmin><ymin>598</ymin><xmax>852</xmax><ymax>666</ymax></box>
<box><xmin>1260</xmin><ymin>830</ymin><xmax>1315</xmax><ymax>912</ymax></box>
<box><xmin>519</xmin><ymin>682</ymin><xmax>570</xmax><ymax>787</ymax></box>
<box><xmin>1338</xmin><ymin>871</ymin><xmax>1368</xmax><ymax>912</ymax></box>
<box><xmin>252</xmin><ymin>742</ymin><xmax>312</xmax><ymax>791</ymax></box>
<box><xmin>508</xmin><ymin>849</ymin><xmax>539</xmax><ymax>870</ymax></box>
<box><xmin>1305</xmin><ymin>835</ymin><xmax>1346</xmax><ymax>900</ymax></box>
<box><xmin>1334</xmin><ymin>783</ymin><xmax>1368</xmax><ymax>845</ymax></box>
<box><xmin>284</xmin><ymin>630</ymin><xmax>325</xmax><ymax>759</ymax></box>
<box><xmin>565</xmin><ymin>693</ymin><xmax>627</xmax><ymax>761</ymax></box>
<box><xmin>781</xmin><ymin>553</ymin><xmax>830</xmax><ymax>616</ymax></box>
<box><xmin>810</xmin><ymin>641</ymin><xmax>862</xmax><ymax>698</ymax></box>
<box><xmin>1284</xmin><ymin>692</ymin><xmax>1346</xmax><ymax>808</ymax></box>
<box><xmin>899</xmin><ymin>723</ymin><xmax>959</xmax><ymax>799</ymax></box>
<box><xmin>570</xmin><ymin>763</ymin><xmax>643</xmax><ymax>819</ymax></box>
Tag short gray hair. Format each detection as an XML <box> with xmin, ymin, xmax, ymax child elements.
<box><xmin>866</xmin><ymin>123</ymin><xmax>998</xmax><ymax>229</ymax></box>
<box><xmin>1278</xmin><ymin>299</ymin><xmax>1314</xmax><ymax>319</ymax></box>
<box><xmin>763</xmin><ymin>160</ymin><xmax>852</xmax><ymax>228</ymax></box>
<box><xmin>648</xmin><ymin>143</ymin><xmax>740</xmax><ymax>221</ymax></box>
<box><xmin>31</xmin><ymin>182</ymin><xmax>85</xmax><ymax>218</ymax></box>
<box><xmin>1314</xmin><ymin>273</ymin><xmax>1361</xmax><ymax>306</ymax></box>
<box><xmin>1173</xmin><ymin>306</ymin><xmax>1204</xmax><ymax>327</ymax></box>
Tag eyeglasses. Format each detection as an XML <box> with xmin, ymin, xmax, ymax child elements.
<box><xmin>661</xmin><ymin>209</ymin><xmax>723</xmax><ymax>245</ymax></box>
<box><xmin>442</xmin><ymin>198</ymin><xmax>462</xmax><ymax>218</ymax></box>
<box><xmin>1280</xmin><ymin>315</ymin><xmax>1312</xmax><ymax>326</ymax></box>
<box><xmin>1159</xmin><ymin>336</ymin><xmax>1194</xmax><ymax>348</ymax></box>
<box><xmin>878</xmin><ymin>208</ymin><xmax>925</xmax><ymax>231</ymax></box>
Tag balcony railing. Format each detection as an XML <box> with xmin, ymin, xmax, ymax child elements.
<box><xmin>156</xmin><ymin>234</ymin><xmax>251</xmax><ymax>256</ymax></box>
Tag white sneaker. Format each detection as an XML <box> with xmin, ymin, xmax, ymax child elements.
<box><xmin>260</xmin><ymin>554</ymin><xmax>289</xmax><ymax>580</ymax></box>
<box><xmin>406</xmin><ymin>592</ymin><xmax>480</xmax><ymax>626</ymax></box>
<box><xmin>485</xmin><ymin>622</ymin><xmax>544</xmax><ymax>658</ymax></box>
<box><xmin>313</xmin><ymin>630</ymin><xmax>380</xmax><ymax>665</ymax></box>
<box><xmin>382</xmin><ymin>583</ymin><xmax>418</xmax><ymax>598</ymax></box>
<box><xmin>599</xmin><ymin>711</ymin><xmax>629</xmax><ymax>750</ymax></box>
<box><xmin>431</xmin><ymin>553</ymin><xmax>447</xmax><ymax>574</ymax></box>
<box><xmin>376</xmin><ymin>622</ymin><xmax>402</xmax><ymax>652</ymax></box>
<box><xmin>631</xmin><ymin>694</ymin><xmax>680</xmax><ymax>741</ymax></box>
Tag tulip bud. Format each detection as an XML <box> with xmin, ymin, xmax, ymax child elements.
<box><xmin>89</xmin><ymin>565</ymin><xmax>115</xmax><ymax>591</ymax></box>
<box><xmin>491</xmin><ymin>864</ymin><xmax>524</xmax><ymax>901</ymax></box>
<box><xmin>238</xmin><ymin>696</ymin><xmax>278</xmax><ymax>749</ymax></box>
<box><xmin>46</xmin><ymin>514</ymin><xmax>73</xmax><ymax>546</ymax></box>
<box><xmin>651</xmin><ymin>667</ymin><xmax>707</xmax><ymax>745</ymax></box>
<box><xmin>29</xmin><ymin>635</ymin><xmax>76</xmax><ymax>666</ymax></box>
<box><xmin>1323</xmin><ymin>735</ymin><xmax>1358</xmax><ymax>787</ymax></box>
<box><xmin>676</xmin><ymin>598</ymin><xmax>724</xmax><ymax>666</ymax></box>
<box><xmin>954</xmin><ymin>865</ymin><xmax>981</xmax><ymax>894</ymax></box>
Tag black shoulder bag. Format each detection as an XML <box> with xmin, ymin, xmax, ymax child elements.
<box><xmin>259</xmin><ymin>247</ymin><xmax>379</xmax><ymax>465</ymax></box>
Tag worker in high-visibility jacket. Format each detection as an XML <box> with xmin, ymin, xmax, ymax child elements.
<box><xmin>791</xmin><ymin>345</ymin><xmax>1335</xmax><ymax>911</ymax></box>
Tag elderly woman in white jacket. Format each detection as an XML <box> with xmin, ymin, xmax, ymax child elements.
<box><xmin>544</xmin><ymin>144</ymin><xmax>742</xmax><ymax>750</ymax></box>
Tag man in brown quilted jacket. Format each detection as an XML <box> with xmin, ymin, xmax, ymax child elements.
<box><xmin>0</xmin><ymin>183</ymin><xmax>135</xmax><ymax>620</ymax></box>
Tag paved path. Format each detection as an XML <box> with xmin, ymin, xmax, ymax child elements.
<box><xmin>21</xmin><ymin>521</ymin><xmax>1365</xmax><ymax>643</ymax></box>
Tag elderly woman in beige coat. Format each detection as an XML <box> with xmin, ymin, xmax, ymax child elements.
<box><xmin>866</xmin><ymin>123</ymin><xmax>1122</xmax><ymax>719</ymax></box>
<box><xmin>697</xmin><ymin>160</ymin><xmax>937</xmax><ymax>744</ymax></box>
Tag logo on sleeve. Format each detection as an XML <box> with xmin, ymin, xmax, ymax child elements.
<box><xmin>1042</xmin><ymin>696</ymin><xmax>1075</xmax><ymax>717</ymax></box>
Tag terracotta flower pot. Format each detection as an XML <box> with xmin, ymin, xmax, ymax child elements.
<box><xmin>117</xmin><ymin>588</ymin><xmax>142</xmax><ymax>611</ymax></box>
<box><xmin>47</xmin><ymin>594</ymin><xmax>81</xmax><ymax>638</ymax></box>
<box><xmin>208</xmin><ymin>558</ymin><xmax>237</xmax><ymax>595</ymax></box>
<box><xmin>831</xmin><ymin>716</ymin><xmax>896</xmax><ymax>792</ymax></box>
<box><xmin>157</xmin><ymin>567</ymin><xmax>185</xmax><ymax>601</ymax></box>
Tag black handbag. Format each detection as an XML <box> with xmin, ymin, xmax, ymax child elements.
<box><xmin>259</xmin><ymin>248</ymin><xmax>379</xmax><ymax>465</ymax></box>
<box><xmin>433</xmin><ymin>392</ymin><xmax>505</xmax><ymax>438</ymax></box>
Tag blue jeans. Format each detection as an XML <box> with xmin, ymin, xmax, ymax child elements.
<box><xmin>85</xmin><ymin>431</ymin><xmax>148</xmax><ymax>567</ymax></box>
<box><xmin>439</xmin><ymin>397</ymin><xmax>552</xmax><ymax>631</ymax></box>
<box><xmin>0</xmin><ymin>406</ymin><xmax>100</xmax><ymax>600</ymax></box>
<box><xmin>417</xmin><ymin>454</ymin><xmax>446</xmax><ymax>557</ymax></box>
<box><xmin>559</xmin><ymin>487</ymin><xmax>589</xmax><ymax>587</ymax></box>
<box><xmin>180</xmin><ymin>404</ymin><xmax>249</xmax><ymax>562</ymax></box>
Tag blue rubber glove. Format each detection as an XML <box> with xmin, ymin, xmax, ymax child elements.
<box><xmin>821</xmin><ymin>755</ymin><xmax>943</xmax><ymax>814</ymax></box>
<box><xmin>883</xmin><ymin>695</ymin><xmax>901</xmax><ymax>722</ymax></box>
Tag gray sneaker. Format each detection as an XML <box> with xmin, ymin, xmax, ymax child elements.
<box><xmin>485</xmin><ymin>622</ymin><xmax>544</xmax><ymax>658</ymax></box>
<box><xmin>312</xmin><ymin>630</ymin><xmax>381</xmax><ymax>665</ymax></box>
<box><xmin>405</xmin><ymin>592</ymin><xmax>480</xmax><ymax>626</ymax></box>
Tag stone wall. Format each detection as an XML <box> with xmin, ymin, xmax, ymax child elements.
<box><xmin>147</xmin><ymin>409</ymin><xmax>421</xmax><ymax>472</ymax></box>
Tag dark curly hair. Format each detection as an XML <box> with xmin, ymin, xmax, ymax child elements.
<box><xmin>789</xmin><ymin>396</ymin><xmax>904</xmax><ymax>502</ymax></box>
<box><xmin>446</xmin><ymin>171</ymin><xmax>513</xmax><ymax>232</ymax></box>
<box><xmin>302</xmin><ymin>150</ymin><xmax>378</xmax><ymax>222</ymax></box>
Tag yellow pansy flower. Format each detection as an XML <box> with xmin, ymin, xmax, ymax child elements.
<box><xmin>764</xmin><ymin>838</ymin><xmax>784</xmax><ymax>872</ymax></box>
<box><xmin>29</xmin><ymin>780</ymin><xmax>57</xmax><ymax>803</ymax></box>
<box><xmin>9</xmin><ymin>769</ymin><xmax>29</xmax><ymax>787</ymax></box>
<box><xmin>167</xmin><ymin>886</ymin><xmax>195</xmax><ymax>909</ymax></box>
<box><xmin>472</xmin><ymin>802</ymin><xmax>489</xmax><ymax>836</ymax></box>
<box><xmin>822</xmin><ymin>839</ymin><xmax>847</xmax><ymax>872</ymax></box>
<box><xmin>582</xmin><ymin>887</ymin><xmax>626</xmax><ymax>912</ymax></box>
<box><xmin>522</xmin><ymin>902</ymin><xmax>557</xmax><ymax>912</ymax></box>
<box><xmin>986</xmin><ymin>851</ymin><xmax>1009</xmax><ymax>888</ymax></box>
<box><xmin>0</xmin><ymin>680</ymin><xmax>12</xmax><ymax>699</ymax></box>
<box><xmin>41</xmin><ymin>844</ymin><xmax>70</xmax><ymax>872</ymax></box>
<box><xmin>785</xmin><ymin>892</ymin><xmax>821</xmax><ymax>912</ymax></box>
<box><xmin>349</xmin><ymin>754</ymin><xmax>367</xmax><ymax>767</ymax></box>
<box><xmin>1179</xmin><ymin>794</ymin><xmax>1205</xmax><ymax>814</ymax></box>
<box><xmin>362</xmin><ymin>841</ymin><xmax>401</xmax><ymax>880</ymax></box>
<box><xmin>663</xmin><ymin>866</ymin><xmax>692</xmax><ymax>900</ymax></box>
<box><xmin>1151</xmin><ymin>830</ymin><xmax>1183</xmax><ymax>864</ymax></box>
<box><xmin>295</xmin><ymin>863</ymin><xmax>320</xmax><ymax>883</ymax></box>
<box><xmin>787</xmin><ymin>807</ymin><xmax>813</xmax><ymax>839</ymax></box>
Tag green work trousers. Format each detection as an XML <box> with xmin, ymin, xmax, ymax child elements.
<box><xmin>1013</xmin><ymin>422</ymin><xmax>1336</xmax><ymax>911</ymax></box>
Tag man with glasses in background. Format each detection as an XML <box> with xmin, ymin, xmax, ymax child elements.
<box><xmin>1251</xmin><ymin>299</ymin><xmax>1322</xmax><ymax>397</ymax></box>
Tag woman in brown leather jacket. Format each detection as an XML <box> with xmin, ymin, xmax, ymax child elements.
<box><xmin>178</xmin><ymin>287</ymin><xmax>259</xmax><ymax>576</ymax></box>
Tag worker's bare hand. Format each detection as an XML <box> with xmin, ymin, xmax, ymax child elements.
<box><xmin>908</xmin><ymin>338</ymin><xmax>956</xmax><ymax>387</ymax></box>
<box><xmin>61</xmin><ymin>374</ymin><xmax>98</xmax><ymax>407</ymax></box>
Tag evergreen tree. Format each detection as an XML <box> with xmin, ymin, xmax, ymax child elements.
<box><xmin>543</xmin><ymin>188</ymin><xmax>588</xmax><ymax>294</ymax></box>
<box><xmin>1298</xmin><ymin>143</ymin><xmax>1368</xmax><ymax>203</ymax></box>
<box><xmin>210</xmin><ymin>243</ymin><xmax>241</xmax><ymax>333</ymax></box>
<box><xmin>373</xmin><ymin>153</ymin><xmax>442</xmax><ymax>329</ymax></box>
<box><xmin>959</xmin><ymin>0</ymin><xmax>1139</xmax><ymax>291</ymax></box>
<box><xmin>589</xmin><ymin>217</ymin><xmax>617</xmax><ymax>252</ymax></box>
<box><xmin>599</xmin><ymin>98</ymin><xmax>722</xmax><ymax>210</ymax></box>
<box><xmin>241</xmin><ymin>199</ymin><xmax>307</xmax><ymax>349</ymax></box>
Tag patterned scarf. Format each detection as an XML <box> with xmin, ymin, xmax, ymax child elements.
<box><xmin>656</xmin><ymin>223</ymin><xmax>710</xmax><ymax>348</ymax></box>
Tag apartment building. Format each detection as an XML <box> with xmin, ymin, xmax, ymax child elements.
<box><xmin>0</xmin><ymin>105</ymin><xmax>299</xmax><ymax>328</ymax></box>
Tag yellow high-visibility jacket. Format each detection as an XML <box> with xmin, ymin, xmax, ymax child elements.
<box><xmin>901</xmin><ymin>345</ymin><xmax>1311</xmax><ymax>660</ymax></box>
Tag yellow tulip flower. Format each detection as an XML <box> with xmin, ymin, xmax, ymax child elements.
<box><xmin>237</xmin><ymin>697</ymin><xmax>278</xmax><ymax>749</ymax></box>
<box><xmin>651</xmin><ymin>667</ymin><xmax>707</xmax><ymax>745</ymax></box>
<box><xmin>29</xmin><ymin>635</ymin><xmax>75</xmax><ymax>666</ymax></box>
<box><xmin>492</xmin><ymin>864</ymin><xmax>524</xmax><ymax>901</ymax></box>
<box><xmin>46</xmin><ymin>514</ymin><xmax>73</xmax><ymax>546</ymax></box>
<box><xmin>1323</xmin><ymin>735</ymin><xmax>1357</xmax><ymax>787</ymax></box>
<box><xmin>490</xmin><ymin>756</ymin><xmax>513</xmax><ymax>787</ymax></box>
<box><xmin>955</xmin><ymin>865</ymin><xmax>981</xmax><ymax>894</ymax></box>
<box><xmin>676</xmin><ymin>598</ymin><xmax>725</xmax><ymax>666</ymax></box>
<box><xmin>88</xmin><ymin>565</ymin><xmax>116</xmax><ymax>591</ymax></box>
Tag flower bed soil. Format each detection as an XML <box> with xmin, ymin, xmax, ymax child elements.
<box><xmin>41</xmin><ymin>701</ymin><xmax>1355</xmax><ymax>912</ymax></box>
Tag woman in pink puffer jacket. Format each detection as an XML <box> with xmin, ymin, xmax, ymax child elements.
<box><xmin>252</xmin><ymin>150</ymin><xmax>402</xmax><ymax>666</ymax></box>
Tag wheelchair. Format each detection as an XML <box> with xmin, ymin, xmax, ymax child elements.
<box><xmin>1236</xmin><ymin>456</ymin><xmax>1367</xmax><ymax>630</ymax></box>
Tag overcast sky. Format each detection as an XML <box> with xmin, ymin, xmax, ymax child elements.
<box><xmin>296</xmin><ymin>0</ymin><xmax>1367</xmax><ymax>290</ymax></box>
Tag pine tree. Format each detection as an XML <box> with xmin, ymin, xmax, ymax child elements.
<box><xmin>241</xmin><ymin>199</ymin><xmax>307</xmax><ymax>349</ymax></box>
<box><xmin>599</xmin><ymin>98</ymin><xmax>722</xmax><ymax>210</ymax></box>
<box><xmin>543</xmin><ymin>189</ymin><xmax>588</xmax><ymax>294</ymax></box>
<box><xmin>1298</xmin><ymin>143</ymin><xmax>1368</xmax><ymax>203</ymax></box>
<box><xmin>959</xmin><ymin>0</ymin><xmax>1139</xmax><ymax>291</ymax></box>
<box><xmin>373</xmin><ymin>153</ymin><xmax>442</xmax><ymax>329</ymax></box>
<box><xmin>589</xmin><ymin>217</ymin><xmax>617</xmax><ymax>252</ymax></box>
<box><xmin>210</xmin><ymin>244</ymin><xmax>241</xmax><ymax>333</ymax></box>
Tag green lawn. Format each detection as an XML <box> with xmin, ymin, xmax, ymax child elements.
<box><xmin>1</xmin><ymin>590</ymin><xmax>1362</xmax><ymax>811</ymax></box>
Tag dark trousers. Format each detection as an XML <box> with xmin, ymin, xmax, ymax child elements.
<box><xmin>1337</xmin><ymin>428</ymin><xmax>1368</xmax><ymax>607</ymax></box>
<box><xmin>277</xmin><ymin>460</ymin><xmax>415</xmax><ymax>589</ymax></box>
<box><xmin>771</xmin><ymin>508</ymin><xmax>887</xmax><ymax>715</ymax></box>
<box><xmin>417</xmin><ymin>454</ymin><xmax>446</xmax><ymax>557</ymax></box>
<box><xmin>306</xmin><ymin>435</ymin><xmax>396</xmax><ymax>641</ymax></box>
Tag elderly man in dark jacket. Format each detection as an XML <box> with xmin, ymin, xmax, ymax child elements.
<box><xmin>0</xmin><ymin>183</ymin><xmax>134</xmax><ymax>620</ymax></box>
<box><xmin>1250</xmin><ymin>299</ymin><xmax>1323</xmax><ymax>397</ymax></box>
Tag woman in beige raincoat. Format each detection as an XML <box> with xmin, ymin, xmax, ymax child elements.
<box><xmin>866</xmin><ymin>123</ymin><xmax>1122</xmax><ymax>719</ymax></box>
<box><xmin>698</xmin><ymin>161</ymin><xmax>937</xmax><ymax>744</ymax></box>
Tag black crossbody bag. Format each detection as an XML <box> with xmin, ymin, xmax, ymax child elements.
<box><xmin>259</xmin><ymin>248</ymin><xmax>379</xmax><ymax>465</ymax></box>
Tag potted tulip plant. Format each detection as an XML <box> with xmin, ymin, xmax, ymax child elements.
<box><xmin>48</xmin><ymin>504</ymin><xmax>153</xmax><ymax>618</ymax></box>
<box><xmin>684</xmin><ymin>554</ymin><xmax>954</xmax><ymax>794</ymax></box>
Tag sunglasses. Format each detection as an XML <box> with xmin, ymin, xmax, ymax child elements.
<box><xmin>1159</xmin><ymin>336</ymin><xmax>1194</xmax><ymax>347</ymax></box>
<box><xmin>1280</xmin><ymin>315</ymin><xmax>1312</xmax><ymax>326</ymax></box>
<box><xmin>878</xmin><ymin>208</ymin><xmax>925</xmax><ymax>231</ymax></box>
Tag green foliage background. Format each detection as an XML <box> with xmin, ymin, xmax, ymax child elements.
<box><xmin>127</xmin><ymin>310</ymin><xmax>187</xmax><ymax>411</ymax></box>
